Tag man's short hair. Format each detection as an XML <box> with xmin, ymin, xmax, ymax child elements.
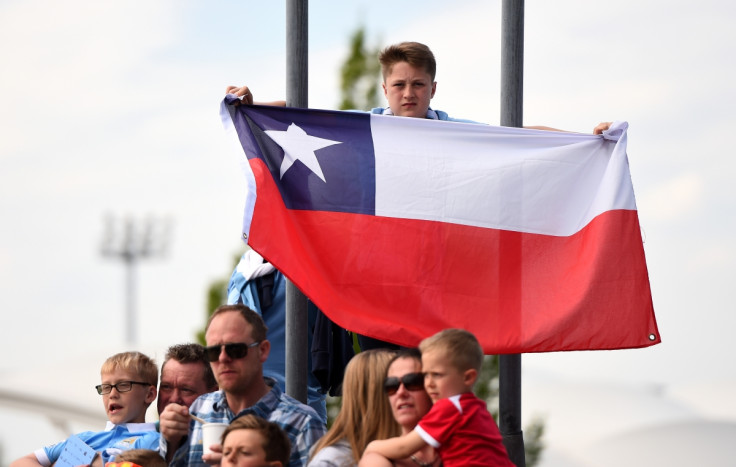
<box><xmin>100</xmin><ymin>351</ymin><xmax>158</xmax><ymax>386</ymax></box>
<box><xmin>419</xmin><ymin>328</ymin><xmax>483</xmax><ymax>373</ymax></box>
<box><xmin>114</xmin><ymin>448</ymin><xmax>167</xmax><ymax>467</ymax></box>
<box><xmin>205</xmin><ymin>304</ymin><xmax>268</xmax><ymax>342</ymax></box>
<box><xmin>379</xmin><ymin>41</ymin><xmax>437</xmax><ymax>81</ymax></box>
<box><xmin>222</xmin><ymin>414</ymin><xmax>291</xmax><ymax>467</ymax></box>
<box><xmin>162</xmin><ymin>343</ymin><xmax>217</xmax><ymax>389</ymax></box>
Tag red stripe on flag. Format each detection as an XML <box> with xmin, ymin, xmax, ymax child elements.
<box><xmin>248</xmin><ymin>159</ymin><xmax>659</xmax><ymax>353</ymax></box>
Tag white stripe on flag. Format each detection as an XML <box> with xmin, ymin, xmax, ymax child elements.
<box><xmin>371</xmin><ymin>115</ymin><xmax>635</xmax><ymax>237</ymax></box>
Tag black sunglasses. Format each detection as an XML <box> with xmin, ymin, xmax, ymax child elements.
<box><xmin>384</xmin><ymin>372</ymin><xmax>425</xmax><ymax>396</ymax></box>
<box><xmin>204</xmin><ymin>342</ymin><xmax>260</xmax><ymax>362</ymax></box>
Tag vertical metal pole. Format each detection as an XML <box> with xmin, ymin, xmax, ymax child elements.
<box><xmin>500</xmin><ymin>1</ymin><xmax>526</xmax><ymax>466</ymax></box>
<box><xmin>284</xmin><ymin>0</ymin><xmax>309</xmax><ymax>404</ymax></box>
<box><xmin>125</xmin><ymin>255</ymin><xmax>136</xmax><ymax>344</ymax></box>
<box><xmin>101</xmin><ymin>215</ymin><xmax>169</xmax><ymax>345</ymax></box>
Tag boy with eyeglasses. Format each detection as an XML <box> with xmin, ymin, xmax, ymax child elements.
<box><xmin>363</xmin><ymin>329</ymin><xmax>514</xmax><ymax>467</ymax></box>
<box><xmin>10</xmin><ymin>351</ymin><xmax>161</xmax><ymax>467</ymax></box>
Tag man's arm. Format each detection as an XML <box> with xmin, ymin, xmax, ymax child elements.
<box><xmin>524</xmin><ymin>122</ymin><xmax>613</xmax><ymax>134</ymax></box>
<box><xmin>225</xmin><ymin>85</ymin><xmax>285</xmax><ymax>107</ymax></box>
<box><xmin>363</xmin><ymin>431</ymin><xmax>427</xmax><ymax>461</ymax></box>
<box><xmin>9</xmin><ymin>453</ymin><xmax>44</xmax><ymax>467</ymax></box>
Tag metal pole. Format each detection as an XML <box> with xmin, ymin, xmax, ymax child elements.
<box><xmin>123</xmin><ymin>218</ymin><xmax>137</xmax><ymax>344</ymax></box>
<box><xmin>284</xmin><ymin>0</ymin><xmax>309</xmax><ymax>404</ymax></box>
<box><xmin>125</xmin><ymin>252</ymin><xmax>136</xmax><ymax>344</ymax></box>
<box><xmin>101</xmin><ymin>215</ymin><xmax>169</xmax><ymax>345</ymax></box>
<box><xmin>500</xmin><ymin>1</ymin><xmax>526</xmax><ymax>466</ymax></box>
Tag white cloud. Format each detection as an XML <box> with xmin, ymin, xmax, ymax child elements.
<box><xmin>2</xmin><ymin>2</ymin><xmax>736</xmax><ymax>464</ymax></box>
<box><xmin>638</xmin><ymin>173</ymin><xmax>704</xmax><ymax>222</ymax></box>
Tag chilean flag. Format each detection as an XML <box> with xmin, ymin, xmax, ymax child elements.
<box><xmin>222</xmin><ymin>97</ymin><xmax>660</xmax><ymax>353</ymax></box>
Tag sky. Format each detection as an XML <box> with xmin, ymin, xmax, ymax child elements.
<box><xmin>1</xmin><ymin>0</ymin><xmax>735</xmax><ymax>464</ymax></box>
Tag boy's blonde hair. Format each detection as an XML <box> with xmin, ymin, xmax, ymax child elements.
<box><xmin>419</xmin><ymin>328</ymin><xmax>483</xmax><ymax>373</ymax></box>
<box><xmin>114</xmin><ymin>449</ymin><xmax>167</xmax><ymax>467</ymax></box>
<box><xmin>100</xmin><ymin>351</ymin><xmax>158</xmax><ymax>386</ymax></box>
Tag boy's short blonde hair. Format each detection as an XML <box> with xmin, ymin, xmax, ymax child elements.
<box><xmin>419</xmin><ymin>328</ymin><xmax>483</xmax><ymax>373</ymax></box>
<box><xmin>100</xmin><ymin>351</ymin><xmax>158</xmax><ymax>386</ymax></box>
<box><xmin>114</xmin><ymin>449</ymin><xmax>167</xmax><ymax>467</ymax></box>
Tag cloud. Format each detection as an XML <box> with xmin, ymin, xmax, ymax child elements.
<box><xmin>638</xmin><ymin>173</ymin><xmax>704</xmax><ymax>222</ymax></box>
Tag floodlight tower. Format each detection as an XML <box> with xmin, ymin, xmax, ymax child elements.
<box><xmin>100</xmin><ymin>215</ymin><xmax>170</xmax><ymax>344</ymax></box>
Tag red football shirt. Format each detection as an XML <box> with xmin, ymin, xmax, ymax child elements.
<box><xmin>415</xmin><ymin>392</ymin><xmax>514</xmax><ymax>467</ymax></box>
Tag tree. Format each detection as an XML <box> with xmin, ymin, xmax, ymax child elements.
<box><xmin>197</xmin><ymin>252</ymin><xmax>243</xmax><ymax>345</ymax></box>
<box><xmin>475</xmin><ymin>355</ymin><xmax>545</xmax><ymax>466</ymax></box>
<box><xmin>338</xmin><ymin>27</ymin><xmax>382</xmax><ymax>111</ymax></box>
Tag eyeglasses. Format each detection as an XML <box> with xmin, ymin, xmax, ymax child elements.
<box><xmin>204</xmin><ymin>342</ymin><xmax>260</xmax><ymax>362</ymax></box>
<box><xmin>384</xmin><ymin>372</ymin><xmax>425</xmax><ymax>396</ymax></box>
<box><xmin>96</xmin><ymin>381</ymin><xmax>151</xmax><ymax>395</ymax></box>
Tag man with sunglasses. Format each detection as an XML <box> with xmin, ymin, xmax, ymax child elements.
<box><xmin>159</xmin><ymin>304</ymin><xmax>325</xmax><ymax>467</ymax></box>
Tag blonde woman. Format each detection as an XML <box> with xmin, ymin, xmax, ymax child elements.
<box><xmin>360</xmin><ymin>349</ymin><xmax>440</xmax><ymax>467</ymax></box>
<box><xmin>308</xmin><ymin>349</ymin><xmax>400</xmax><ymax>466</ymax></box>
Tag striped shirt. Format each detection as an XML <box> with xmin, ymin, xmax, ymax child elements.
<box><xmin>165</xmin><ymin>378</ymin><xmax>325</xmax><ymax>467</ymax></box>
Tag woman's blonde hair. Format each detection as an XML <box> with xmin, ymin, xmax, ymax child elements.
<box><xmin>310</xmin><ymin>349</ymin><xmax>400</xmax><ymax>463</ymax></box>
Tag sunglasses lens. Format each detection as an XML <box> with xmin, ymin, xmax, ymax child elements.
<box><xmin>403</xmin><ymin>373</ymin><xmax>425</xmax><ymax>391</ymax></box>
<box><xmin>205</xmin><ymin>343</ymin><xmax>251</xmax><ymax>361</ymax></box>
<box><xmin>224</xmin><ymin>343</ymin><xmax>248</xmax><ymax>359</ymax></box>
<box><xmin>204</xmin><ymin>346</ymin><xmax>221</xmax><ymax>362</ymax></box>
<box><xmin>384</xmin><ymin>377</ymin><xmax>401</xmax><ymax>395</ymax></box>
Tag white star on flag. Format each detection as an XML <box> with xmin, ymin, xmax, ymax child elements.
<box><xmin>265</xmin><ymin>123</ymin><xmax>341</xmax><ymax>182</ymax></box>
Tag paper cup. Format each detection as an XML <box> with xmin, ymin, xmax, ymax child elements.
<box><xmin>201</xmin><ymin>422</ymin><xmax>229</xmax><ymax>456</ymax></box>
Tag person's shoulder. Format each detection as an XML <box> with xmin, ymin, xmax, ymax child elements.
<box><xmin>275</xmin><ymin>389</ymin><xmax>322</xmax><ymax>420</ymax></box>
<box><xmin>188</xmin><ymin>390</ymin><xmax>227</xmax><ymax>422</ymax></box>
<box><xmin>458</xmin><ymin>391</ymin><xmax>486</xmax><ymax>406</ymax></box>
<box><xmin>264</xmin><ymin>385</ymin><xmax>325</xmax><ymax>434</ymax></box>
<box><xmin>120</xmin><ymin>423</ymin><xmax>158</xmax><ymax>434</ymax></box>
<box><xmin>434</xmin><ymin>110</ymin><xmax>483</xmax><ymax>124</ymax></box>
<box><xmin>191</xmin><ymin>389</ymin><xmax>225</xmax><ymax>410</ymax></box>
<box><xmin>308</xmin><ymin>439</ymin><xmax>352</xmax><ymax>466</ymax></box>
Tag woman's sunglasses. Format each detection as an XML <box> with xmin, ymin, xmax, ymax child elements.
<box><xmin>383</xmin><ymin>372</ymin><xmax>425</xmax><ymax>396</ymax></box>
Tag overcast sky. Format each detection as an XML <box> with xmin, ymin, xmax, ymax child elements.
<box><xmin>1</xmin><ymin>0</ymin><xmax>735</xmax><ymax>463</ymax></box>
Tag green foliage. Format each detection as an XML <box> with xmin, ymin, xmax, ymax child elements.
<box><xmin>338</xmin><ymin>27</ymin><xmax>382</xmax><ymax>111</ymax></box>
<box><xmin>197</xmin><ymin>251</ymin><xmax>245</xmax><ymax>344</ymax></box>
<box><xmin>523</xmin><ymin>416</ymin><xmax>546</xmax><ymax>467</ymax></box>
<box><xmin>475</xmin><ymin>355</ymin><xmax>546</xmax><ymax>467</ymax></box>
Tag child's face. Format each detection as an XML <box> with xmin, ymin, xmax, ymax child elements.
<box><xmin>421</xmin><ymin>349</ymin><xmax>470</xmax><ymax>403</ymax></box>
<box><xmin>221</xmin><ymin>429</ymin><xmax>273</xmax><ymax>467</ymax></box>
<box><xmin>100</xmin><ymin>369</ymin><xmax>155</xmax><ymax>425</ymax></box>
<box><xmin>382</xmin><ymin>61</ymin><xmax>436</xmax><ymax>118</ymax></box>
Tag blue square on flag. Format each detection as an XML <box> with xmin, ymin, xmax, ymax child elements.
<box><xmin>234</xmin><ymin>105</ymin><xmax>376</xmax><ymax>215</ymax></box>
